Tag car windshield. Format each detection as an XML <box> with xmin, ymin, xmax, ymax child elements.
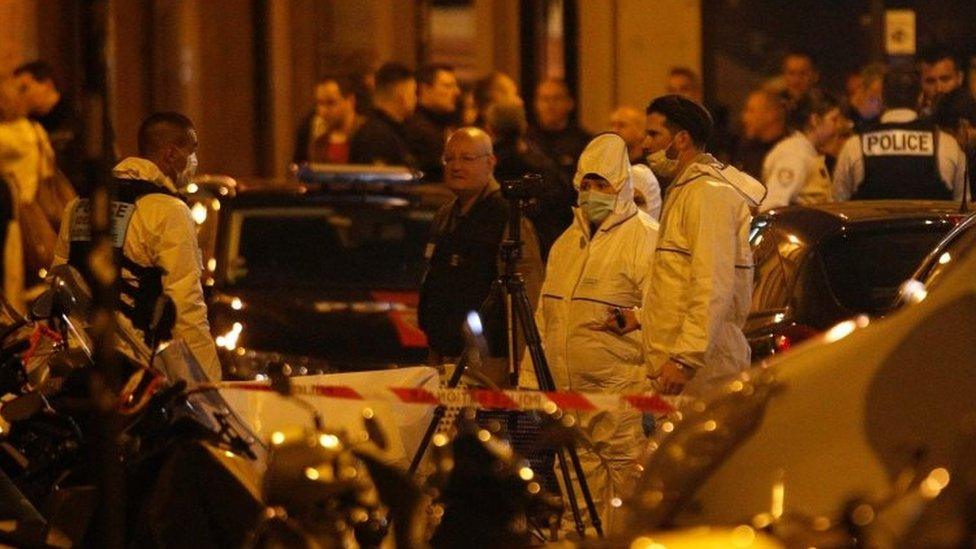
<box><xmin>223</xmin><ymin>203</ymin><xmax>435</xmax><ymax>289</ymax></box>
<box><xmin>817</xmin><ymin>225</ymin><xmax>952</xmax><ymax>315</ymax></box>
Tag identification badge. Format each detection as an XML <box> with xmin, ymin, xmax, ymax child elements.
<box><xmin>68</xmin><ymin>198</ymin><xmax>135</xmax><ymax>248</ymax></box>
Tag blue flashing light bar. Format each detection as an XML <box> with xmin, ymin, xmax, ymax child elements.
<box><xmin>294</xmin><ymin>163</ymin><xmax>423</xmax><ymax>185</ymax></box>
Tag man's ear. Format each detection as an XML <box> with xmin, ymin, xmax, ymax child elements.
<box><xmin>675</xmin><ymin>130</ymin><xmax>693</xmax><ymax>152</ymax></box>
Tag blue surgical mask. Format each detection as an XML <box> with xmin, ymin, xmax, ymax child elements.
<box><xmin>578</xmin><ymin>190</ymin><xmax>616</xmax><ymax>224</ymax></box>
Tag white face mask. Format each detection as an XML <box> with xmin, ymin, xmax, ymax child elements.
<box><xmin>647</xmin><ymin>139</ymin><xmax>679</xmax><ymax>179</ymax></box>
<box><xmin>178</xmin><ymin>152</ymin><xmax>198</xmax><ymax>187</ymax></box>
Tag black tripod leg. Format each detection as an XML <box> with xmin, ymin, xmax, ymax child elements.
<box><xmin>408</xmin><ymin>352</ymin><xmax>471</xmax><ymax>475</ymax></box>
<box><xmin>510</xmin><ymin>280</ymin><xmax>603</xmax><ymax>538</ymax></box>
<box><xmin>554</xmin><ymin>447</ymin><xmax>587</xmax><ymax>538</ymax></box>
<box><xmin>565</xmin><ymin>444</ymin><xmax>604</xmax><ymax>537</ymax></box>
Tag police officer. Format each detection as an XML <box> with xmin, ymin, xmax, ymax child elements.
<box><xmin>52</xmin><ymin>112</ymin><xmax>221</xmax><ymax>381</ymax></box>
<box><xmin>760</xmin><ymin>89</ymin><xmax>843</xmax><ymax>211</ymax></box>
<box><xmin>418</xmin><ymin>127</ymin><xmax>543</xmax><ymax>383</ymax></box>
<box><xmin>834</xmin><ymin>68</ymin><xmax>968</xmax><ymax>201</ymax></box>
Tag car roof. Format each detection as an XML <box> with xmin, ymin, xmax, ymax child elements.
<box><xmin>225</xmin><ymin>177</ymin><xmax>455</xmax><ymax>209</ymax></box>
<box><xmin>763</xmin><ymin>199</ymin><xmax>972</xmax><ymax>223</ymax></box>
<box><xmin>758</xmin><ymin>200</ymin><xmax>972</xmax><ymax>243</ymax></box>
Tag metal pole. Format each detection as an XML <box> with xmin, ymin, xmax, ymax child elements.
<box><xmin>80</xmin><ymin>1</ymin><xmax>124</xmax><ymax>546</ymax></box>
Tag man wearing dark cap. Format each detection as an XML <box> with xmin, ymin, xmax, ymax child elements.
<box><xmin>635</xmin><ymin>95</ymin><xmax>766</xmax><ymax>397</ymax></box>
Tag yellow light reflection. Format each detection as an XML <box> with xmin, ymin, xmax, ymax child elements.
<box><xmin>191</xmin><ymin>202</ymin><xmax>208</xmax><ymax>225</ymax></box>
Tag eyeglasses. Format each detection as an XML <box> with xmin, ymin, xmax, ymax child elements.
<box><xmin>441</xmin><ymin>153</ymin><xmax>490</xmax><ymax>166</ymax></box>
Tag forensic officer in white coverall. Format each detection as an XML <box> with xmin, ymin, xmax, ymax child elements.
<box><xmin>521</xmin><ymin>132</ymin><xmax>658</xmax><ymax>534</ymax></box>
<box><xmin>52</xmin><ymin>112</ymin><xmax>222</xmax><ymax>381</ymax></box>
<box><xmin>640</xmin><ymin>95</ymin><xmax>766</xmax><ymax>397</ymax></box>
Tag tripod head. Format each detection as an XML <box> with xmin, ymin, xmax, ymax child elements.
<box><xmin>499</xmin><ymin>173</ymin><xmax>543</xmax><ymax>272</ymax></box>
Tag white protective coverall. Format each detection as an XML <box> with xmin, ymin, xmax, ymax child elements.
<box><xmin>521</xmin><ymin>133</ymin><xmax>659</xmax><ymax>534</ymax></box>
<box><xmin>53</xmin><ymin>157</ymin><xmax>222</xmax><ymax>381</ymax></box>
<box><xmin>642</xmin><ymin>153</ymin><xmax>765</xmax><ymax>397</ymax></box>
<box><xmin>630</xmin><ymin>164</ymin><xmax>662</xmax><ymax>220</ymax></box>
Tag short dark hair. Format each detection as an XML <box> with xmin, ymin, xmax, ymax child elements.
<box><xmin>788</xmin><ymin>89</ymin><xmax>838</xmax><ymax>130</ymax></box>
<box><xmin>882</xmin><ymin>69</ymin><xmax>921</xmax><ymax>110</ymax></box>
<box><xmin>13</xmin><ymin>60</ymin><xmax>58</xmax><ymax>87</ymax></box>
<box><xmin>485</xmin><ymin>99</ymin><xmax>527</xmax><ymax>141</ymax></box>
<box><xmin>668</xmin><ymin>66</ymin><xmax>701</xmax><ymax>88</ymax></box>
<box><xmin>416</xmin><ymin>63</ymin><xmax>454</xmax><ymax>87</ymax></box>
<box><xmin>919</xmin><ymin>46</ymin><xmax>960</xmax><ymax>71</ymax></box>
<box><xmin>374</xmin><ymin>62</ymin><xmax>415</xmax><ymax>93</ymax></box>
<box><xmin>317</xmin><ymin>73</ymin><xmax>358</xmax><ymax>98</ymax></box>
<box><xmin>137</xmin><ymin>112</ymin><xmax>194</xmax><ymax>156</ymax></box>
<box><xmin>933</xmin><ymin>87</ymin><xmax>976</xmax><ymax>130</ymax></box>
<box><xmin>645</xmin><ymin>94</ymin><xmax>713</xmax><ymax>148</ymax></box>
<box><xmin>535</xmin><ymin>77</ymin><xmax>571</xmax><ymax>97</ymax></box>
<box><xmin>783</xmin><ymin>49</ymin><xmax>817</xmax><ymax>69</ymax></box>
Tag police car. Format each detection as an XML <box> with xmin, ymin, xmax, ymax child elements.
<box><xmin>183</xmin><ymin>165</ymin><xmax>453</xmax><ymax>378</ymax></box>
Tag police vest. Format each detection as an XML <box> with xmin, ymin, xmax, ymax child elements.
<box><xmin>855</xmin><ymin>118</ymin><xmax>951</xmax><ymax>200</ymax></box>
<box><xmin>417</xmin><ymin>190</ymin><xmax>509</xmax><ymax>357</ymax></box>
<box><xmin>67</xmin><ymin>179</ymin><xmax>181</xmax><ymax>345</ymax></box>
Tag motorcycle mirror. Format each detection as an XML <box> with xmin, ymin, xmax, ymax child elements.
<box><xmin>149</xmin><ymin>295</ymin><xmax>177</xmax><ymax>343</ymax></box>
<box><xmin>267</xmin><ymin>361</ymin><xmax>293</xmax><ymax>396</ymax></box>
<box><xmin>47</xmin><ymin>265</ymin><xmax>93</xmax><ymax>316</ymax></box>
<box><xmin>0</xmin><ymin>392</ymin><xmax>44</xmax><ymax>423</ymax></box>
<box><xmin>29</xmin><ymin>277</ymin><xmax>77</xmax><ymax>321</ymax></box>
<box><xmin>362</xmin><ymin>411</ymin><xmax>388</xmax><ymax>451</ymax></box>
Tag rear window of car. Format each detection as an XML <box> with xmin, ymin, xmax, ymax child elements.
<box><xmin>223</xmin><ymin>203</ymin><xmax>436</xmax><ymax>289</ymax></box>
<box><xmin>750</xmin><ymin>218</ymin><xmax>808</xmax><ymax>312</ymax></box>
<box><xmin>818</xmin><ymin>224</ymin><xmax>952</xmax><ymax>315</ymax></box>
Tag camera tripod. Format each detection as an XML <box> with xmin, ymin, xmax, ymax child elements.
<box><xmin>409</xmin><ymin>180</ymin><xmax>603</xmax><ymax>539</ymax></box>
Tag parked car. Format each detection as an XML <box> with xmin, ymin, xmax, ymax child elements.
<box><xmin>898</xmin><ymin>211</ymin><xmax>976</xmax><ymax>306</ymax></box>
<box><xmin>746</xmin><ymin>200</ymin><xmax>971</xmax><ymax>361</ymax></box>
<box><xmin>184</xmin><ymin>165</ymin><xmax>453</xmax><ymax>378</ymax></box>
<box><xmin>628</xmin><ymin>209</ymin><xmax>976</xmax><ymax>547</ymax></box>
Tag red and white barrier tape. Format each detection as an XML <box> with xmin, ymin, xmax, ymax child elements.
<box><xmin>218</xmin><ymin>382</ymin><xmax>676</xmax><ymax>414</ymax></box>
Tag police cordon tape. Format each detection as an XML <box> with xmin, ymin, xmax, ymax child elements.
<box><xmin>216</xmin><ymin>382</ymin><xmax>678</xmax><ymax>414</ymax></box>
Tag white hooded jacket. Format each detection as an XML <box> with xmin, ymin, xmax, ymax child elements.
<box><xmin>642</xmin><ymin>153</ymin><xmax>765</xmax><ymax>396</ymax></box>
<box><xmin>630</xmin><ymin>164</ymin><xmax>662</xmax><ymax>221</ymax></box>
<box><xmin>522</xmin><ymin>134</ymin><xmax>659</xmax><ymax>393</ymax></box>
<box><xmin>52</xmin><ymin>157</ymin><xmax>222</xmax><ymax>381</ymax></box>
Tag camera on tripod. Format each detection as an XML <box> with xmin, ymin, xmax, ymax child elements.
<box><xmin>500</xmin><ymin>173</ymin><xmax>545</xmax><ymax>201</ymax></box>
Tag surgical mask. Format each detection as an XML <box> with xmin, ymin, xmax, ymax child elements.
<box><xmin>177</xmin><ymin>152</ymin><xmax>198</xmax><ymax>187</ymax></box>
<box><xmin>578</xmin><ymin>190</ymin><xmax>616</xmax><ymax>224</ymax></box>
<box><xmin>648</xmin><ymin>140</ymin><xmax>679</xmax><ymax>179</ymax></box>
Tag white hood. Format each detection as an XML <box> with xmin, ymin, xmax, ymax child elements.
<box><xmin>112</xmin><ymin>157</ymin><xmax>180</xmax><ymax>194</ymax></box>
<box><xmin>572</xmin><ymin>133</ymin><xmax>637</xmax><ymax>221</ymax></box>
<box><xmin>678</xmin><ymin>153</ymin><xmax>767</xmax><ymax>207</ymax></box>
<box><xmin>630</xmin><ymin>164</ymin><xmax>663</xmax><ymax>220</ymax></box>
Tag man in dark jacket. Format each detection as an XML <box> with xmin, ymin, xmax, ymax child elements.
<box><xmin>528</xmin><ymin>78</ymin><xmax>591</xmax><ymax>184</ymax></box>
<box><xmin>418</xmin><ymin>127</ymin><xmax>542</xmax><ymax>383</ymax></box>
<box><xmin>405</xmin><ymin>64</ymin><xmax>460</xmax><ymax>181</ymax></box>
<box><xmin>349</xmin><ymin>63</ymin><xmax>417</xmax><ymax>167</ymax></box>
<box><xmin>486</xmin><ymin>99</ymin><xmax>573</xmax><ymax>259</ymax></box>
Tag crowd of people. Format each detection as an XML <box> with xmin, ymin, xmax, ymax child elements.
<box><xmin>3</xmin><ymin>45</ymin><xmax>976</xmax><ymax>536</ymax></box>
<box><xmin>404</xmin><ymin>47</ymin><xmax>976</xmax><ymax>534</ymax></box>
